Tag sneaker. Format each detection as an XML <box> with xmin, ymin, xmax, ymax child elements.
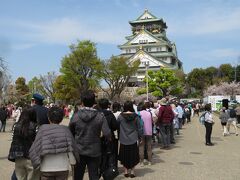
<box><xmin>148</xmin><ymin>161</ymin><xmax>152</xmax><ymax>165</ymax></box>
<box><xmin>236</xmin><ymin>133</ymin><xmax>238</xmax><ymax>136</ymax></box>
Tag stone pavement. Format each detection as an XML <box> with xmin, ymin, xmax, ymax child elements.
<box><xmin>0</xmin><ymin>115</ymin><xmax>239</xmax><ymax>180</ymax></box>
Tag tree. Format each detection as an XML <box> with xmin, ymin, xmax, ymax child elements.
<box><xmin>39</xmin><ymin>72</ymin><xmax>57</xmax><ymax>103</ymax></box>
<box><xmin>204</xmin><ymin>82</ymin><xmax>240</xmax><ymax>97</ymax></box>
<box><xmin>234</xmin><ymin>65</ymin><xmax>240</xmax><ymax>82</ymax></box>
<box><xmin>205</xmin><ymin>66</ymin><xmax>218</xmax><ymax>85</ymax></box>
<box><xmin>138</xmin><ymin>68</ymin><xmax>182</xmax><ymax>97</ymax></box>
<box><xmin>219</xmin><ymin>64</ymin><xmax>234</xmax><ymax>82</ymax></box>
<box><xmin>100</xmin><ymin>56</ymin><xmax>140</xmax><ymax>100</ymax></box>
<box><xmin>53</xmin><ymin>75</ymin><xmax>79</xmax><ymax>103</ymax></box>
<box><xmin>60</xmin><ymin>40</ymin><xmax>103</xmax><ymax>98</ymax></box>
<box><xmin>0</xmin><ymin>57</ymin><xmax>11</xmax><ymax>104</ymax></box>
<box><xmin>186</xmin><ymin>68</ymin><xmax>207</xmax><ymax>96</ymax></box>
<box><xmin>15</xmin><ymin>77</ymin><xmax>29</xmax><ymax>105</ymax></box>
<box><xmin>28</xmin><ymin>72</ymin><xmax>57</xmax><ymax>103</ymax></box>
<box><xmin>4</xmin><ymin>84</ymin><xmax>18</xmax><ymax>104</ymax></box>
<box><xmin>28</xmin><ymin>77</ymin><xmax>43</xmax><ymax>94</ymax></box>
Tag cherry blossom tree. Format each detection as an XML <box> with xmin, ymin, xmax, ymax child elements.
<box><xmin>204</xmin><ymin>82</ymin><xmax>240</xmax><ymax>96</ymax></box>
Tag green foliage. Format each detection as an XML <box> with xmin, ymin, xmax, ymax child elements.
<box><xmin>219</xmin><ymin>64</ymin><xmax>234</xmax><ymax>82</ymax></box>
<box><xmin>15</xmin><ymin>77</ymin><xmax>30</xmax><ymax>104</ymax></box>
<box><xmin>136</xmin><ymin>87</ymin><xmax>146</xmax><ymax>95</ymax></box>
<box><xmin>100</xmin><ymin>56</ymin><xmax>140</xmax><ymax>100</ymax></box>
<box><xmin>15</xmin><ymin>77</ymin><xmax>29</xmax><ymax>96</ymax></box>
<box><xmin>173</xmin><ymin>69</ymin><xmax>186</xmax><ymax>84</ymax></box>
<box><xmin>60</xmin><ymin>40</ymin><xmax>103</xmax><ymax>97</ymax></box>
<box><xmin>205</xmin><ymin>66</ymin><xmax>218</xmax><ymax>85</ymax></box>
<box><xmin>140</xmin><ymin>68</ymin><xmax>182</xmax><ymax>97</ymax></box>
<box><xmin>28</xmin><ymin>77</ymin><xmax>43</xmax><ymax>94</ymax></box>
<box><xmin>236</xmin><ymin>65</ymin><xmax>240</xmax><ymax>82</ymax></box>
<box><xmin>186</xmin><ymin>64</ymin><xmax>235</xmax><ymax>97</ymax></box>
<box><xmin>53</xmin><ymin>75</ymin><xmax>79</xmax><ymax>103</ymax></box>
<box><xmin>187</xmin><ymin>68</ymin><xmax>207</xmax><ymax>92</ymax></box>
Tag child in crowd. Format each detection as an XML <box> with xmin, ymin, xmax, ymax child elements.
<box><xmin>29</xmin><ymin>107</ymin><xmax>79</xmax><ymax>180</ymax></box>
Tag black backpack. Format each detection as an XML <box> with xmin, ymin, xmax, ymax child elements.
<box><xmin>229</xmin><ymin>109</ymin><xmax>236</xmax><ymax>118</ymax></box>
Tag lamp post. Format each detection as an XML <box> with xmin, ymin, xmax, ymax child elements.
<box><xmin>144</xmin><ymin>61</ymin><xmax>150</xmax><ymax>101</ymax></box>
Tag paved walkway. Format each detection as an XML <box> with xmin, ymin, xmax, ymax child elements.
<box><xmin>0</xmin><ymin>115</ymin><xmax>239</xmax><ymax>180</ymax></box>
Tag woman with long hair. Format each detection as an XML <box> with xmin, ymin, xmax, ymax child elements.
<box><xmin>8</xmin><ymin>106</ymin><xmax>40</xmax><ymax>180</ymax></box>
<box><xmin>117</xmin><ymin>101</ymin><xmax>143</xmax><ymax>178</ymax></box>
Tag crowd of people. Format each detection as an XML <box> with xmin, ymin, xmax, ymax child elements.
<box><xmin>0</xmin><ymin>91</ymin><xmax>239</xmax><ymax>180</ymax></box>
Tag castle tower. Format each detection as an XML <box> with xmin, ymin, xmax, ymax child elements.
<box><xmin>118</xmin><ymin>9</ymin><xmax>183</xmax><ymax>86</ymax></box>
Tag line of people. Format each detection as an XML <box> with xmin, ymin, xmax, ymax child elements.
<box><xmin>7</xmin><ymin>91</ymin><xmax>196</xmax><ymax>180</ymax></box>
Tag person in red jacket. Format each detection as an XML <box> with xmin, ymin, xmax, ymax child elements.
<box><xmin>156</xmin><ymin>98</ymin><xmax>174</xmax><ymax>149</ymax></box>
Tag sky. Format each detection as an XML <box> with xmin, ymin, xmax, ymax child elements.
<box><xmin>1</xmin><ymin>0</ymin><xmax>240</xmax><ymax>82</ymax></box>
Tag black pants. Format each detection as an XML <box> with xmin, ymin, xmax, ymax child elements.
<box><xmin>74</xmin><ymin>155</ymin><xmax>100</xmax><ymax>180</ymax></box>
<box><xmin>204</xmin><ymin>122</ymin><xmax>213</xmax><ymax>144</ymax></box>
<box><xmin>170</xmin><ymin>122</ymin><xmax>175</xmax><ymax>143</ymax></box>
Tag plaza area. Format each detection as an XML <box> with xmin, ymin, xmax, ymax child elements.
<box><xmin>0</xmin><ymin>115</ymin><xmax>239</xmax><ymax>180</ymax></box>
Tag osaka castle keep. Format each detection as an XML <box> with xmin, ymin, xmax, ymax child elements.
<box><xmin>119</xmin><ymin>9</ymin><xmax>183</xmax><ymax>86</ymax></box>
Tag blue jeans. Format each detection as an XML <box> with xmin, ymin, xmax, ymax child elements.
<box><xmin>159</xmin><ymin>124</ymin><xmax>171</xmax><ymax>147</ymax></box>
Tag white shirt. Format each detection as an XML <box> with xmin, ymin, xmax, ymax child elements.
<box><xmin>113</xmin><ymin>111</ymin><xmax>121</xmax><ymax>119</ymax></box>
<box><xmin>205</xmin><ymin>112</ymin><xmax>214</xmax><ymax>123</ymax></box>
<box><xmin>40</xmin><ymin>152</ymin><xmax>76</xmax><ymax>172</ymax></box>
<box><xmin>176</xmin><ymin>106</ymin><xmax>183</xmax><ymax>118</ymax></box>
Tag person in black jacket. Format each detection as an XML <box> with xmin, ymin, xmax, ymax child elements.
<box><xmin>8</xmin><ymin>106</ymin><xmax>40</xmax><ymax>180</ymax></box>
<box><xmin>0</xmin><ymin>106</ymin><xmax>8</xmax><ymax>132</ymax></box>
<box><xmin>98</xmin><ymin>98</ymin><xmax>119</xmax><ymax>179</ymax></box>
<box><xmin>69</xmin><ymin>90</ymin><xmax>111</xmax><ymax>180</ymax></box>
<box><xmin>31</xmin><ymin>93</ymin><xmax>49</xmax><ymax>126</ymax></box>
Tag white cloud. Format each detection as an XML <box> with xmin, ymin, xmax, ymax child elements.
<box><xmin>168</xmin><ymin>7</ymin><xmax>240</xmax><ymax>35</ymax></box>
<box><xmin>188</xmin><ymin>48</ymin><xmax>240</xmax><ymax>61</ymax></box>
<box><xmin>11</xmin><ymin>18</ymin><xmax>128</xmax><ymax>45</ymax></box>
<box><xmin>12</xmin><ymin>43</ymin><xmax>36</xmax><ymax>50</ymax></box>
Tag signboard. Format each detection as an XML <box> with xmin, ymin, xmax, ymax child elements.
<box><xmin>204</xmin><ymin>96</ymin><xmax>231</xmax><ymax>111</ymax></box>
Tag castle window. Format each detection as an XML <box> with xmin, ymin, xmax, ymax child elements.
<box><xmin>139</xmin><ymin>40</ymin><xmax>148</xmax><ymax>44</ymax></box>
<box><xmin>145</xmin><ymin>47</ymin><xmax>151</xmax><ymax>52</ymax></box>
<box><xmin>126</xmin><ymin>49</ymin><xmax>131</xmax><ymax>53</ymax></box>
